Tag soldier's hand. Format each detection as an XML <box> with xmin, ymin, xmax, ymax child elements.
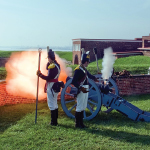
<box><xmin>36</xmin><ymin>70</ymin><xmax>41</xmax><ymax>76</ymax></box>
<box><xmin>60</xmin><ymin>81</ymin><xmax>65</xmax><ymax>88</ymax></box>
<box><xmin>80</xmin><ymin>87</ymin><xmax>88</xmax><ymax>93</ymax></box>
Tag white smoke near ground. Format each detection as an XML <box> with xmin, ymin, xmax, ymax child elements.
<box><xmin>55</xmin><ymin>54</ymin><xmax>72</xmax><ymax>81</ymax></box>
<box><xmin>101</xmin><ymin>47</ymin><xmax>116</xmax><ymax>80</ymax></box>
<box><xmin>65</xmin><ymin>67</ymin><xmax>72</xmax><ymax>77</ymax></box>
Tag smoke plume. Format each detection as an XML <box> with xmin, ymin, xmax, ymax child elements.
<box><xmin>101</xmin><ymin>47</ymin><xmax>116</xmax><ymax>80</ymax></box>
<box><xmin>5</xmin><ymin>50</ymin><xmax>72</xmax><ymax>100</ymax></box>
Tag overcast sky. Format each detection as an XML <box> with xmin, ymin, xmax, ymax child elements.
<box><xmin>0</xmin><ymin>0</ymin><xmax>150</xmax><ymax>47</ymax></box>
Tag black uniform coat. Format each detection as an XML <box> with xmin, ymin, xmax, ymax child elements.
<box><xmin>39</xmin><ymin>60</ymin><xmax>60</xmax><ymax>81</ymax></box>
<box><xmin>72</xmin><ymin>65</ymin><xmax>96</xmax><ymax>90</ymax></box>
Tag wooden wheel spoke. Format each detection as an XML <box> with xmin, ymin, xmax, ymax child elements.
<box><xmin>89</xmin><ymin>86</ymin><xmax>94</xmax><ymax>91</ymax></box>
<box><xmin>65</xmin><ymin>92</ymin><xmax>74</xmax><ymax>97</ymax></box>
<box><xmin>68</xmin><ymin>84</ymin><xmax>75</xmax><ymax>88</ymax></box>
<box><xmin>88</xmin><ymin>99</ymin><xmax>98</xmax><ymax>106</ymax></box>
<box><xmin>87</xmin><ymin>104</ymin><xmax>94</xmax><ymax>114</ymax></box>
<box><xmin>68</xmin><ymin>104</ymin><xmax>77</xmax><ymax>112</ymax></box>
<box><xmin>88</xmin><ymin>94</ymin><xmax>98</xmax><ymax>99</ymax></box>
<box><xmin>65</xmin><ymin>99</ymin><xmax>76</xmax><ymax>104</ymax></box>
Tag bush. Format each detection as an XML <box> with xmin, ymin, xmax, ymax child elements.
<box><xmin>0</xmin><ymin>67</ymin><xmax>7</xmax><ymax>79</ymax></box>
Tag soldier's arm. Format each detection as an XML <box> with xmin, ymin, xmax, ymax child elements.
<box><xmin>37</xmin><ymin>63</ymin><xmax>55</xmax><ymax>81</ymax></box>
<box><xmin>38</xmin><ymin>73</ymin><xmax>51</xmax><ymax>81</ymax></box>
<box><xmin>87</xmin><ymin>71</ymin><xmax>96</xmax><ymax>80</ymax></box>
<box><xmin>72</xmin><ymin>70</ymin><xmax>88</xmax><ymax>94</ymax></box>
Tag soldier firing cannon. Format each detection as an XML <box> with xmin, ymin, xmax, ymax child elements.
<box><xmin>60</xmin><ymin>48</ymin><xmax>150</xmax><ymax>122</ymax></box>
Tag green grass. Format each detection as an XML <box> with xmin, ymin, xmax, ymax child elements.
<box><xmin>55</xmin><ymin>51</ymin><xmax>72</xmax><ymax>62</ymax></box>
<box><xmin>1</xmin><ymin>51</ymin><xmax>150</xmax><ymax>149</ymax></box>
<box><xmin>1</xmin><ymin>94</ymin><xmax>150</xmax><ymax>149</ymax></box>
<box><xmin>69</xmin><ymin>55</ymin><xmax>150</xmax><ymax>75</ymax></box>
<box><xmin>114</xmin><ymin>55</ymin><xmax>150</xmax><ymax>74</ymax></box>
<box><xmin>0</xmin><ymin>67</ymin><xmax>7</xmax><ymax>79</ymax></box>
<box><xmin>0</xmin><ymin>50</ymin><xmax>73</xmax><ymax>60</ymax></box>
<box><xmin>0</xmin><ymin>51</ymin><xmax>19</xmax><ymax>58</ymax></box>
<box><xmin>88</xmin><ymin>55</ymin><xmax>150</xmax><ymax>75</ymax></box>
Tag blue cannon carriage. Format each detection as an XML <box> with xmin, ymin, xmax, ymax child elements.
<box><xmin>61</xmin><ymin>74</ymin><xmax>150</xmax><ymax>122</ymax></box>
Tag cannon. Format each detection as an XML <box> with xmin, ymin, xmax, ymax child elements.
<box><xmin>61</xmin><ymin>74</ymin><xmax>150</xmax><ymax>122</ymax></box>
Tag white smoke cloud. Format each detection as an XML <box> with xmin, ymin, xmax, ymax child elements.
<box><xmin>5</xmin><ymin>50</ymin><xmax>72</xmax><ymax>100</ymax></box>
<box><xmin>101</xmin><ymin>47</ymin><xmax>116</xmax><ymax>80</ymax></box>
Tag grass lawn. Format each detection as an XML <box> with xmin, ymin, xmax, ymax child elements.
<box><xmin>69</xmin><ymin>55</ymin><xmax>150</xmax><ymax>75</ymax></box>
<box><xmin>0</xmin><ymin>51</ymin><xmax>19</xmax><ymax>58</ymax></box>
<box><xmin>0</xmin><ymin>67</ymin><xmax>6</xmax><ymax>79</ymax></box>
<box><xmin>1</xmin><ymin>51</ymin><xmax>150</xmax><ymax>149</ymax></box>
<box><xmin>0</xmin><ymin>94</ymin><xmax>150</xmax><ymax>149</ymax></box>
<box><xmin>88</xmin><ymin>55</ymin><xmax>150</xmax><ymax>75</ymax></box>
<box><xmin>0</xmin><ymin>50</ymin><xmax>72</xmax><ymax>61</ymax></box>
<box><xmin>55</xmin><ymin>51</ymin><xmax>72</xmax><ymax>62</ymax></box>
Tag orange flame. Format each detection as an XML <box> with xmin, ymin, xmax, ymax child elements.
<box><xmin>5</xmin><ymin>51</ymin><xmax>72</xmax><ymax>100</ymax></box>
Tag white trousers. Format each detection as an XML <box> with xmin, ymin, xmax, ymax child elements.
<box><xmin>76</xmin><ymin>85</ymin><xmax>89</xmax><ymax>112</ymax></box>
<box><xmin>47</xmin><ymin>82</ymin><xmax>58</xmax><ymax>110</ymax></box>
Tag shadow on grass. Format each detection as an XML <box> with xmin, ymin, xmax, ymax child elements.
<box><xmin>1</xmin><ymin>99</ymin><xmax>150</xmax><ymax>146</ymax></box>
<box><xmin>0</xmin><ymin>102</ymin><xmax>48</xmax><ymax>133</ymax></box>
<box><xmin>92</xmin><ymin>110</ymin><xmax>150</xmax><ymax>129</ymax></box>
<box><xmin>85</xmin><ymin>127</ymin><xmax>150</xmax><ymax>145</ymax></box>
<box><xmin>60</xmin><ymin>113</ymin><xmax>150</xmax><ymax>146</ymax></box>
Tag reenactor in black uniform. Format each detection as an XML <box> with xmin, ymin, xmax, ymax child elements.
<box><xmin>37</xmin><ymin>49</ymin><xmax>64</xmax><ymax>126</ymax></box>
<box><xmin>72</xmin><ymin>52</ymin><xmax>98</xmax><ymax>128</ymax></box>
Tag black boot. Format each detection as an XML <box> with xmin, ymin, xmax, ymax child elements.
<box><xmin>55</xmin><ymin>109</ymin><xmax>58</xmax><ymax>125</ymax></box>
<box><xmin>75</xmin><ymin>112</ymin><xmax>82</xmax><ymax>128</ymax></box>
<box><xmin>50</xmin><ymin>110</ymin><xmax>57</xmax><ymax>126</ymax></box>
<box><xmin>80</xmin><ymin>111</ymin><xmax>87</xmax><ymax>128</ymax></box>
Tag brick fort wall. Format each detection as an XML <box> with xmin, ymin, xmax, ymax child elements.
<box><xmin>114</xmin><ymin>75</ymin><xmax>150</xmax><ymax>96</ymax></box>
<box><xmin>72</xmin><ymin>39</ymin><xmax>144</xmax><ymax>64</ymax></box>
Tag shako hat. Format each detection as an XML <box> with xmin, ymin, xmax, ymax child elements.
<box><xmin>81</xmin><ymin>51</ymin><xmax>90</xmax><ymax>64</ymax></box>
<box><xmin>48</xmin><ymin>49</ymin><xmax>55</xmax><ymax>60</ymax></box>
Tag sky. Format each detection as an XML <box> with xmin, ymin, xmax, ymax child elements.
<box><xmin>0</xmin><ymin>0</ymin><xmax>150</xmax><ymax>48</ymax></box>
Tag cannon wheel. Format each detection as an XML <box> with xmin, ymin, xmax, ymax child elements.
<box><xmin>94</xmin><ymin>74</ymin><xmax>119</xmax><ymax>95</ymax></box>
<box><xmin>61</xmin><ymin>78</ymin><xmax>102</xmax><ymax>120</ymax></box>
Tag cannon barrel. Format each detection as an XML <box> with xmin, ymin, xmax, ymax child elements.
<box><xmin>97</xmin><ymin>83</ymin><xmax>112</xmax><ymax>94</ymax></box>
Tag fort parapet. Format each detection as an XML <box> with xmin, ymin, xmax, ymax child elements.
<box><xmin>72</xmin><ymin>34</ymin><xmax>150</xmax><ymax>64</ymax></box>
